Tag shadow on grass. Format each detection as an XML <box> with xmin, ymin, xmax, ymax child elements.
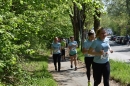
<box><xmin>31</xmin><ymin>69</ymin><xmax>52</xmax><ymax>78</ymax></box>
<box><xmin>24</xmin><ymin>54</ymin><xmax>48</xmax><ymax>62</ymax></box>
<box><xmin>48</xmin><ymin>56</ymin><xmax>71</xmax><ymax>64</ymax></box>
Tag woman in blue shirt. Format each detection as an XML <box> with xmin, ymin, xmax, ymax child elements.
<box><xmin>68</xmin><ymin>36</ymin><xmax>78</xmax><ymax>71</ymax></box>
<box><xmin>88</xmin><ymin>27</ymin><xmax>113</xmax><ymax>86</ymax></box>
<box><xmin>82</xmin><ymin>30</ymin><xmax>95</xmax><ymax>86</ymax></box>
<box><xmin>51</xmin><ymin>37</ymin><xmax>61</xmax><ymax>72</ymax></box>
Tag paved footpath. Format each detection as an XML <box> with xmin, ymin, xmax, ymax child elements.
<box><xmin>109</xmin><ymin>51</ymin><xmax>130</xmax><ymax>62</ymax></box>
<box><xmin>48</xmin><ymin>49</ymin><xmax>120</xmax><ymax>86</ymax></box>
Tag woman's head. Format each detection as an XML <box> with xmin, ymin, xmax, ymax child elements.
<box><xmin>88</xmin><ymin>30</ymin><xmax>95</xmax><ymax>40</ymax></box>
<box><xmin>54</xmin><ymin>37</ymin><xmax>58</xmax><ymax>43</ymax></box>
<box><xmin>70</xmin><ymin>36</ymin><xmax>74</xmax><ymax>41</ymax></box>
<box><xmin>96</xmin><ymin>27</ymin><xmax>107</xmax><ymax>40</ymax></box>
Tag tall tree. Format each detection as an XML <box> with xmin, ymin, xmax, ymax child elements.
<box><xmin>69</xmin><ymin>1</ymin><xmax>86</xmax><ymax>48</ymax></box>
<box><xmin>69</xmin><ymin>0</ymin><xmax>103</xmax><ymax>49</ymax></box>
<box><xmin>103</xmin><ymin>0</ymin><xmax>129</xmax><ymax>35</ymax></box>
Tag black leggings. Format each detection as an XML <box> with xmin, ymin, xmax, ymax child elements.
<box><xmin>84</xmin><ymin>57</ymin><xmax>94</xmax><ymax>80</ymax></box>
<box><xmin>61</xmin><ymin>49</ymin><xmax>65</xmax><ymax>56</ymax></box>
<box><xmin>53</xmin><ymin>54</ymin><xmax>61</xmax><ymax>70</ymax></box>
<box><xmin>93</xmin><ymin>62</ymin><xmax>110</xmax><ymax>86</ymax></box>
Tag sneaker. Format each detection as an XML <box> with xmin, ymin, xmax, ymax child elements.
<box><xmin>75</xmin><ymin>67</ymin><xmax>77</xmax><ymax>71</ymax></box>
<box><xmin>55</xmin><ymin>68</ymin><xmax>57</xmax><ymax>71</ymax></box>
<box><xmin>70</xmin><ymin>65</ymin><xmax>73</xmax><ymax>68</ymax></box>
<box><xmin>58</xmin><ymin>69</ymin><xmax>60</xmax><ymax>72</ymax></box>
<box><xmin>88</xmin><ymin>81</ymin><xmax>92</xmax><ymax>86</ymax></box>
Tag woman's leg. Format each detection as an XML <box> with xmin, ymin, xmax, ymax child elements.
<box><xmin>85</xmin><ymin>57</ymin><xmax>94</xmax><ymax>81</ymax></box>
<box><xmin>53</xmin><ymin>54</ymin><xmax>57</xmax><ymax>71</ymax></box>
<box><xmin>63</xmin><ymin>49</ymin><xmax>65</xmax><ymax>60</ymax></box>
<box><xmin>57</xmin><ymin>54</ymin><xmax>61</xmax><ymax>71</ymax></box>
<box><xmin>103</xmin><ymin>62</ymin><xmax>110</xmax><ymax>86</ymax></box>
<box><xmin>73</xmin><ymin>54</ymin><xmax>77</xmax><ymax>70</ymax></box>
<box><xmin>62</xmin><ymin>49</ymin><xmax>65</xmax><ymax>60</ymax></box>
<box><xmin>93</xmin><ymin>62</ymin><xmax>103</xmax><ymax>86</ymax></box>
<box><xmin>70</xmin><ymin>55</ymin><xmax>73</xmax><ymax>68</ymax></box>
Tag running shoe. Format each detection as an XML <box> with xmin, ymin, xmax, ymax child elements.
<box><xmin>88</xmin><ymin>81</ymin><xmax>92</xmax><ymax>86</ymax></box>
<box><xmin>75</xmin><ymin>67</ymin><xmax>77</xmax><ymax>71</ymax></box>
<box><xmin>70</xmin><ymin>65</ymin><xmax>73</xmax><ymax>68</ymax></box>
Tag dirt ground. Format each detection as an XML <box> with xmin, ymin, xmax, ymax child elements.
<box><xmin>48</xmin><ymin>48</ymin><xmax>120</xmax><ymax>86</ymax></box>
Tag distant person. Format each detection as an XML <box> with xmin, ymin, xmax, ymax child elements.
<box><xmin>125</xmin><ymin>34</ymin><xmax>129</xmax><ymax>43</ymax></box>
<box><xmin>61</xmin><ymin>38</ymin><xmax>66</xmax><ymax>61</ymax></box>
<box><xmin>88</xmin><ymin>27</ymin><xmax>113</xmax><ymax>86</ymax></box>
<box><xmin>51</xmin><ymin>37</ymin><xmax>61</xmax><ymax>72</ymax></box>
<box><xmin>82</xmin><ymin>30</ymin><xmax>95</xmax><ymax>86</ymax></box>
<box><xmin>66</xmin><ymin>38</ymin><xmax>69</xmax><ymax>48</ymax></box>
<box><xmin>68</xmin><ymin>36</ymin><xmax>78</xmax><ymax>71</ymax></box>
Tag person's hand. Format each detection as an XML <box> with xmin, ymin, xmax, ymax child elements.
<box><xmin>100</xmin><ymin>50</ymin><xmax>104</xmax><ymax>55</ymax></box>
<box><xmin>70</xmin><ymin>46</ymin><xmax>73</xmax><ymax>49</ymax></box>
<box><xmin>50</xmin><ymin>51</ymin><xmax>52</xmax><ymax>54</ymax></box>
<box><xmin>110</xmin><ymin>49</ymin><xmax>113</xmax><ymax>53</ymax></box>
<box><xmin>84</xmin><ymin>49</ymin><xmax>88</xmax><ymax>54</ymax></box>
<box><xmin>72</xmin><ymin>44</ymin><xmax>76</xmax><ymax>47</ymax></box>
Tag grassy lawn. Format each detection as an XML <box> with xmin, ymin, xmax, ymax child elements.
<box><xmin>77</xmin><ymin>48</ymin><xmax>130</xmax><ymax>85</ymax></box>
<box><xmin>19</xmin><ymin>52</ymin><xmax>58</xmax><ymax>86</ymax></box>
<box><xmin>110</xmin><ymin>60</ymin><xmax>130</xmax><ymax>85</ymax></box>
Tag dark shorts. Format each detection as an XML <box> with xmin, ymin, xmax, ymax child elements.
<box><xmin>69</xmin><ymin>53</ymin><xmax>77</xmax><ymax>56</ymax></box>
<box><xmin>61</xmin><ymin>49</ymin><xmax>65</xmax><ymax>56</ymax></box>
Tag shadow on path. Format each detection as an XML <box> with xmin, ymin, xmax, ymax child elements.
<box><xmin>114</xmin><ymin>48</ymin><xmax>130</xmax><ymax>52</ymax></box>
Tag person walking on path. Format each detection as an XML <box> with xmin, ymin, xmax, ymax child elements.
<box><xmin>61</xmin><ymin>38</ymin><xmax>66</xmax><ymax>61</ymax></box>
<box><xmin>51</xmin><ymin>37</ymin><xmax>61</xmax><ymax>72</ymax></box>
<box><xmin>88</xmin><ymin>27</ymin><xmax>113</xmax><ymax>86</ymax></box>
<box><xmin>82</xmin><ymin>30</ymin><xmax>95</xmax><ymax>86</ymax></box>
<box><xmin>68</xmin><ymin>36</ymin><xmax>78</xmax><ymax>71</ymax></box>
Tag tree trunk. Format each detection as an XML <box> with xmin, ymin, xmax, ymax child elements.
<box><xmin>79</xmin><ymin>3</ymin><xmax>86</xmax><ymax>51</ymax></box>
<box><xmin>70</xmin><ymin>3</ymin><xmax>86</xmax><ymax>49</ymax></box>
<box><xmin>70</xmin><ymin>3</ymin><xmax>79</xmax><ymax>47</ymax></box>
<box><xmin>94</xmin><ymin>8</ymin><xmax>101</xmax><ymax>33</ymax></box>
<box><xmin>126</xmin><ymin>0</ymin><xmax>130</xmax><ymax>34</ymax></box>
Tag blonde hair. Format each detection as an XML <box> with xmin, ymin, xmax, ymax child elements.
<box><xmin>96</xmin><ymin>27</ymin><xmax>104</xmax><ymax>38</ymax></box>
<box><xmin>54</xmin><ymin>37</ymin><xmax>58</xmax><ymax>40</ymax></box>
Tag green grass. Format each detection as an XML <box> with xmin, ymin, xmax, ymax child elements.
<box><xmin>110</xmin><ymin>60</ymin><xmax>130</xmax><ymax>85</ymax></box>
<box><xmin>77</xmin><ymin>48</ymin><xmax>84</xmax><ymax>62</ymax></box>
<box><xmin>77</xmin><ymin>48</ymin><xmax>130</xmax><ymax>85</ymax></box>
<box><xmin>19</xmin><ymin>51</ymin><xmax>58</xmax><ymax>86</ymax></box>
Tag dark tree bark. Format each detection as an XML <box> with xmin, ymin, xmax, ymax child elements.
<box><xmin>70</xmin><ymin>2</ymin><xmax>86</xmax><ymax>49</ymax></box>
<box><xmin>70</xmin><ymin>3</ymin><xmax>79</xmax><ymax>47</ymax></box>
<box><xmin>79</xmin><ymin>3</ymin><xmax>86</xmax><ymax>50</ymax></box>
<box><xmin>126</xmin><ymin>0</ymin><xmax>130</xmax><ymax>34</ymax></box>
<box><xmin>94</xmin><ymin>8</ymin><xmax>101</xmax><ymax>33</ymax></box>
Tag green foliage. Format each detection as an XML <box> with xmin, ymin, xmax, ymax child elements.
<box><xmin>77</xmin><ymin>48</ymin><xmax>84</xmax><ymax>62</ymax></box>
<box><xmin>0</xmin><ymin>0</ymin><xmax>74</xmax><ymax>85</ymax></box>
<box><xmin>102</xmin><ymin>0</ymin><xmax>130</xmax><ymax>35</ymax></box>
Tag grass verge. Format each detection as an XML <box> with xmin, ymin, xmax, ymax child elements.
<box><xmin>77</xmin><ymin>48</ymin><xmax>130</xmax><ymax>85</ymax></box>
<box><xmin>19</xmin><ymin>51</ymin><xmax>58</xmax><ymax>86</ymax></box>
<box><xmin>110</xmin><ymin>60</ymin><xmax>130</xmax><ymax>85</ymax></box>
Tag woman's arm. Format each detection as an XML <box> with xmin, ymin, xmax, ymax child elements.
<box><xmin>60</xmin><ymin>46</ymin><xmax>62</xmax><ymax>53</ymax></box>
<box><xmin>108</xmin><ymin>44</ymin><xmax>113</xmax><ymax>53</ymax></box>
<box><xmin>68</xmin><ymin>45</ymin><xmax>72</xmax><ymax>50</ymax></box>
<box><xmin>82</xmin><ymin>48</ymin><xmax>88</xmax><ymax>54</ymax></box>
<box><xmin>88</xmin><ymin>47</ymin><xmax>104</xmax><ymax>56</ymax></box>
<box><xmin>51</xmin><ymin>47</ymin><xmax>53</xmax><ymax>55</ymax></box>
